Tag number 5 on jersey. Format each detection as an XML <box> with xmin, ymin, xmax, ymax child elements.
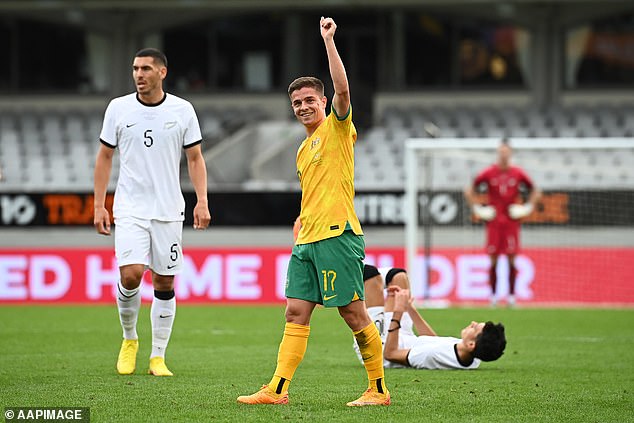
<box><xmin>144</xmin><ymin>129</ymin><xmax>153</xmax><ymax>147</ymax></box>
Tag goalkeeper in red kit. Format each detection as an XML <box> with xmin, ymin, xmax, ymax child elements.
<box><xmin>464</xmin><ymin>139</ymin><xmax>541</xmax><ymax>307</ymax></box>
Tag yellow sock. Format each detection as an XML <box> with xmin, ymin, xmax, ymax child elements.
<box><xmin>354</xmin><ymin>322</ymin><xmax>387</xmax><ymax>393</ymax></box>
<box><xmin>268</xmin><ymin>322</ymin><xmax>310</xmax><ymax>394</ymax></box>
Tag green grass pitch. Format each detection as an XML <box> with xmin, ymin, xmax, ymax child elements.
<box><xmin>1</xmin><ymin>305</ymin><xmax>633</xmax><ymax>422</ymax></box>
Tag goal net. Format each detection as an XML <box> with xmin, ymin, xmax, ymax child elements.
<box><xmin>404</xmin><ymin>138</ymin><xmax>634</xmax><ymax>306</ymax></box>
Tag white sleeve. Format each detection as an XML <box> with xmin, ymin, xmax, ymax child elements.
<box><xmin>99</xmin><ymin>100</ymin><xmax>118</xmax><ymax>147</ymax></box>
<box><xmin>400</xmin><ymin>312</ymin><xmax>415</xmax><ymax>337</ymax></box>
<box><xmin>183</xmin><ymin>103</ymin><xmax>202</xmax><ymax>147</ymax></box>
<box><xmin>407</xmin><ymin>336</ymin><xmax>481</xmax><ymax>370</ymax></box>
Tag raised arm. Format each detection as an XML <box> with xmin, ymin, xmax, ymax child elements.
<box><xmin>387</xmin><ymin>284</ymin><xmax>437</xmax><ymax>337</ymax></box>
<box><xmin>320</xmin><ymin>16</ymin><xmax>350</xmax><ymax>118</ymax></box>
<box><xmin>406</xmin><ymin>299</ymin><xmax>437</xmax><ymax>336</ymax></box>
<box><xmin>383</xmin><ymin>289</ymin><xmax>413</xmax><ymax>366</ymax></box>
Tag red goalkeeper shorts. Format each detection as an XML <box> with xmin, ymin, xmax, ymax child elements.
<box><xmin>486</xmin><ymin>218</ymin><xmax>520</xmax><ymax>255</ymax></box>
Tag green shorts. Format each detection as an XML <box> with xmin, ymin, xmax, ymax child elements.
<box><xmin>286</xmin><ymin>230</ymin><xmax>365</xmax><ymax>307</ymax></box>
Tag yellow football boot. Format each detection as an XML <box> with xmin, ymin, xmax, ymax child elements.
<box><xmin>116</xmin><ymin>339</ymin><xmax>138</xmax><ymax>375</ymax></box>
<box><xmin>346</xmin><ymin>388</ymin><xmax>391</xmax><ymax>407</ymax></box>
<box><xmin>237</xmin><ymin>385</ymin><xmax>289</xmax><ymax>405</ymax></box>
<box><xmin>148</xmin><ymin>357</ymin><xmax>173</xmax><ymax>377</ymax></box>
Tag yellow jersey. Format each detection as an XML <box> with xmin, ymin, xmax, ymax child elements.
<box><xmin>295</xmin><ymin>106</ymin><xmax>363</xmax><ymax>244</ymax></box>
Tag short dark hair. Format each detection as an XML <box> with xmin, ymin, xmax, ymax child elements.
<box><xmin>385</xmin><ymin>268</ymin><xmax>406</xmax><ymax>286</ymax></box>
<box><xmin>135</xmin><ymin>48</ymin><xmax>168</xmax><ymax>68</ymax></box>
<box><xmin>473</xmin><ymin>322</ymin><xmax>506</xmax><ymax>362</ymax></box>
<box><xmin>288</xmin><ymin>76</ymin><xmax>324</xmax><ymax>98</ymax></box>
<box><xmin>363</xmin><ymin>264</ymin><xmax>380</xmax><ymax>282</ymax></box>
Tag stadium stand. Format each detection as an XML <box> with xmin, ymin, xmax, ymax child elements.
<box><xmin>0</xmin><ymin>105</ymin><xmax>279</xmax><ymax>192</ymax></box>
<box><xmin>0</xmin><ymin>2</ymin><xmax>632</xmax><ymax>195</ymax></box>
<box><xmin>2</xmin><ymin>103</ymin><xmax>633</xmax><ymax>192</ymax></box>
<box><xmin>351</xmin><ymin>104</ymin><xmax>634</xmax><ymax>190</ymax></box>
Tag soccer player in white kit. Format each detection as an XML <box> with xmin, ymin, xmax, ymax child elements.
<box><xmin>354</xmin><ymin>265</ymin><xmax>506</xmax><ymax>370</ymax></box>
<box><xmin>93</xmin><ymin>48</ymin><xmax>211</xmax><ymax>376</ymax></box>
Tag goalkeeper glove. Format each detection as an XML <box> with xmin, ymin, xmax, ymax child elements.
<box><xmin>508</xmin><ymin>203</ymin><xmax>534</xmax><ymax>219</ymax></box>
<box><xmin>472</xmin><ymin>204</ymin><xmax>496</xmax><ymax>221</ymax></box>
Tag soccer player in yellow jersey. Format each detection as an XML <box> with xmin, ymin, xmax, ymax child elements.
<box><xmin>237</xmin><ymin>17</ymin><xmax>390</xmax><ymax>407</ymax></box>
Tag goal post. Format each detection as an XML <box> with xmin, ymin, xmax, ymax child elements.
<box><xmin>404</xmin><ymin>137</ymin><xmax>634</xmax><ymax>306</ymax></box>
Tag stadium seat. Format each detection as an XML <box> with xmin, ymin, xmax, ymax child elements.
<box><xmin>1</xmin><ymin>102</ymin><xmax>634</xmax><ymax>192</ymax></box>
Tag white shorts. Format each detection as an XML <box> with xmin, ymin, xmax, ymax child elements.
<box><xmin>114</xmin><ymin>217</ymin><xmax>184</xmax><ymax>275</ymax></box>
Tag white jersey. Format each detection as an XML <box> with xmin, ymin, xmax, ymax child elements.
<box><xmin>100</xmin><ymin>92</ymin><xmax>202</xmax><ymax>221</ymax></box>
<box><xmin>354</xmin><ymin>307</ymin><xmax>480</xmax><ymax>370</ymax></box>
<box><xmin>393</xmin><ymin>331</ymin><xmax>481</xmax><ymax>370</ymax></box>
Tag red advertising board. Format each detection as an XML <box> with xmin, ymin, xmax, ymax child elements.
<box><xmin>1</xmin><ymin>247</ymin><xmax>633</xmax><ymax>305</ymax></box>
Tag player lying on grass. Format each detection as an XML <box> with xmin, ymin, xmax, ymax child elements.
<box><xmin>354</xmin><ymin>265</ymin><xmax>506</xmax><ymax>369</ymax></box>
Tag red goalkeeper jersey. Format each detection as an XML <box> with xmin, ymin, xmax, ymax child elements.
<box><xmin>473</xmin><ymin>165</ymin><xmax>534</xmax><ymax>221</ymax></box>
